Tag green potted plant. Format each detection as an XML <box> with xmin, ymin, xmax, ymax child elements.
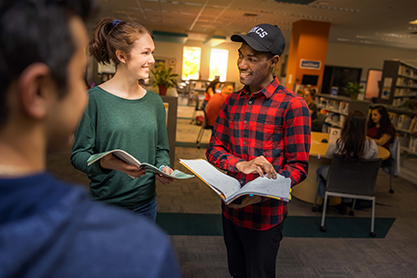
<box><xmin>150</xmin><ymin>62</ymin><xmax>178</xmax><ymax>95</ymax></box>
<box><xmin>344</xmin><ymin>82</ymin><xmax>363</xmax><ymax>100</ymax></box>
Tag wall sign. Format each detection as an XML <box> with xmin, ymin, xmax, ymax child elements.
<box><xmin>300</xmin><ymin>59</ymin><xmax>321</xmax><ymax>70</ymax></box>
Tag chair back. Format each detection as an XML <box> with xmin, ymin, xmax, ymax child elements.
<box><xmin>326</xmin><ymin>154</ymin><xmax>382</xmax><ymax>196</ymax></box>
<box><xmin>202</xmin><ymin>109</ymin><xmax>213</xmax><ymax>130</ymax></box>
<box><xmin>314</xmin><ymin>113</ymin><xmax>327</xmax><ymax>132</ymax></box>
<box><xmin>388</xmin><ymin>136</ymin><xmax>401</xmax><ymax>176</ymax></box>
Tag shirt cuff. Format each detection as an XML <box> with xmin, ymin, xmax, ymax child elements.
<box><xmin>227</xmin><ymin>157</ymin><xmax>245</xmax><ymax>172</ymax></box>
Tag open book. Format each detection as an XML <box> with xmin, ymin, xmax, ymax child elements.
<box><xmin>87</xmin><ymin>149</ymin><xmax>194</xmax><ymax>180</ymax></box>
<box><xmin>179</xmin><ymin>159</ymin><xmax>291</xmax><ymax>204</ymax></box>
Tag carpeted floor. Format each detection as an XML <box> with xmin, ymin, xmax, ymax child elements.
<box><xmin>157</xmin><ymin>212</ymin><xmax>395</xmax><ymax>238</ymax></box>
<box><xmin>46</xmin><ymin>96</ymin><xmax>417</xmax><ymax>277</ymax></box>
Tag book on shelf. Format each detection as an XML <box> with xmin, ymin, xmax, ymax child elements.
<box><xmin>338</xmin><ymin>102</ymin><xmax>349</xmax><ymax>115</ymax></box>
<box><xmin>397</xmin><ymin>114</ymin><xmax>412</xmax><ymax>131</ymax></box>
<box><xmin>409</xmin><ymin>117</ymin><xmax>417</xmax><ymax>133</ymax></box>
<box><xmin>409</xmin><ymin>137</ymin><xmax>417</xmax><ymax>153</ymax></box>
<box><xmin>87</xmin><ymin>149</ymin><xmax>194</xmax><ymax>179</ymax></box>
<box><xmin>389</xmin><ymin>112</ymin><xmax>399</xmax><ymax>127</ymax></box>
<box><xmin>179</xmin><ymin>159</ymin><xmax>291</xmax><ymax>204</ymax></box>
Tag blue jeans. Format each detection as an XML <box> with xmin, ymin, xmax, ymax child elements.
<box><xmin>132</xmin><ymin>197</ymin><xmax>157</xmax><ymax>222</ymax></box>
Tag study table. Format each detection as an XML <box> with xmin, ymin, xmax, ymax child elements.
<box><xmin>291</xmin><ymin>132</ymin><xmax>391</xmax><ymax>205</ymax></box>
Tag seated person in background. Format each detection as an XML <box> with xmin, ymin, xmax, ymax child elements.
<box><xmin>303</xmin><ymin>89</ymin><xmax>319</xmax><ymax>130</ymax></box>
<box><xmin>0</xmin><ymin>1</ymin><xmax>181</xmax><ymax>277</ymax></box>
<box><xmin>201</xmin><ymin>79</ymin><xmax>221</xmax><ymax>109</ymax></box>
<box><xmin>367</xmin><ymin>105</ymin><xmax>395</xmax><ymax>149</ymax></box>
<box><xmin>205</xmin><ymin>83</ymin><xmax>234</xmax><ymax>127</ymax></box>
<box><xmin>316</xmin><ymin>110</ymin><xmax>378</xmax><ymax>214</ymax></box>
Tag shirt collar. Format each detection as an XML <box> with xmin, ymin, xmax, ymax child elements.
<box><xmin>239</xmin><ymin>77</ymin><xmax>281</xmax><ymax>99</ymax></box>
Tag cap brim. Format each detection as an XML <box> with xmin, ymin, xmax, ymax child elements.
<box><xmin>230</xmin><ymin>34</ymin><xmax>269</xmax><ymax>53</ymax></box>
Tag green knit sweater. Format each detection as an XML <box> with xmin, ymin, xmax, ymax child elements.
<box><xmin>71</xmin><ymin>87</ymin><xmax>170</xmax><ymax>209</ymax></box>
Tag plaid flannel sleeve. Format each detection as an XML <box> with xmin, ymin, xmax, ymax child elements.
<box><xmin>280</xmin><ymin>97</ymin><xmax>311</xmax><ymax>187</ymax></box>
<box><xmin>206</xmin><ymin>101</ymin><xmax>244</xmax><ymax>172</ymax></box>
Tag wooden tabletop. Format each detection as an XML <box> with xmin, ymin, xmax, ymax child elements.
<box><xmin>310</xmin><ymin>132</ymin><xmax>390</xmax><ymax>160</ymax></box>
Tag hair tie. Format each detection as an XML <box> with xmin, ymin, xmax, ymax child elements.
<box><xmin>112</xmin><ymin>19</ymin><xmax>122</xmax><ymax>27</ymax></box>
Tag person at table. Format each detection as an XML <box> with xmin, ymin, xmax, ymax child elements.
<box><xmin>205</xmin><ymin>82</ymin><xmax>234</xmax><ymax>127</ymax></box>
<box><xmin>201</xmin><ymin>78</ymin><xmax>220</xmax><ymax>109</ymax></box>
<box><xmin>71</xmin><ymin>17</ymin><xmax>174</xmax><ymax>222</ymax></box>
<box><xmin>317</xmin><ymin>110</ymin><xmax>378</xmax><ymax>214</ymax></box>
<box><xmin>303</xmin><ymin>89</ymin><xmax>318</xmax><ymax>130</ymax></box>
<box><xmin>367</xmin><ymin>105</ymin><xmax>396</xmax><ymax>149</ymax></box>
<box><xmin>206</xmin><ymin>23</ymin><xmax>310</xmax><ymax>278</ymax></box>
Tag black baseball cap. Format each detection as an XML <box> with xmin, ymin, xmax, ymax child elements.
<box><xmin>231</xmin><ymin>24</ymin><xmax>285</xmax><ymax>56</ymax></box>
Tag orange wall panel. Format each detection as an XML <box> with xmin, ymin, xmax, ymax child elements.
<box><xmin>286</xmin><ymin>20</ymin><xmax>330</xmax><ymax>92</ymax></box>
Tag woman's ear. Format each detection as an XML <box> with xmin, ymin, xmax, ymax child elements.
<box><xmin>115</xmin><ymin>50</ymin><xmax>126</xmax><ymax>64</ymax></box>
<box><xmin>17</xmin><ymin>63</ymin><xmax>53</xmax><ymax>119</ymax></box>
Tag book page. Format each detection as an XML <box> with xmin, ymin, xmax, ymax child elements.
<box><xmin>179</xmin><ymin>159</ymin><xmax>240</xmax><ymax>198</ymax></box>
<box><xmin>227</xmin><ymin>175</ymin><xmax>291</xmax><ymax>204</ymax></box>
<box><xmin>87</xmin><ymin>150</ymin><xmax>193</xmax><ymax>179</ymax></box>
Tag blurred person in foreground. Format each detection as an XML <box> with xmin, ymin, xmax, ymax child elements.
<box><xmin>0</xmin><ymin>1</ymin><xmax>181</xmax><ymax>277</ymax></box>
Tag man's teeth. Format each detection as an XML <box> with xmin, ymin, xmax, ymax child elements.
<box><xmin>241</xmin><ymin>72</ymin><xmax>250</xmax><ymax>76</ymax></box>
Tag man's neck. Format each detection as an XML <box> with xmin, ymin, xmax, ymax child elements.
<box><xmin>247</xmin><ymin>76</ymin><xmax>275</xmax><ymax>96</ymax></box>
<box><xmin>0</xmin><ymin>125</ymin><xmax>46</xmax><ymax>176</ymax></box>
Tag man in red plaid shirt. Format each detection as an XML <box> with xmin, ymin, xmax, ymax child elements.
<box><xmin>206</xmin><ymin>23</ymin><xmax>311</xmax><ymax>278</ymax></box>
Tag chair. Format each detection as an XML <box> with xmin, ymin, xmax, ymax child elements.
<box><xmin>190</xmin><ymin>91</ymin><xmax>204</xmax><ymax>124</ymax></box>
<box><xmin>196</xmin><ymin>109</ymin><xmax>213</xmax><ymax>149</ymax></box>
<box><xmin>317</xmin><ymin>154</ymin><xmax>382</xmax><ymax>237</ymax></box>
<box><xmin>382</xmin><ymin>136</ymin><xmax>400</xmax><ymax>194</ymax></box>
<box><xmin>312</xmin><ymin>113</ymin><xmax>327</xmax><ymax>132</ymax></box>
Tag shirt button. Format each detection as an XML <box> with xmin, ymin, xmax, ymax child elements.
<box><xmin>248</xmin><ymin>101</ymin><xmax>252</xmax><ymax>104</ymax></box>
<box><xmin>244</xmin><ymin>120</ymin><xmax>247</xmax><ymax>124</ymax></box>
<box><xmin>244</xmin><ymin>141</ymin><xmax>246</xmax><ymax>145</ymax></box>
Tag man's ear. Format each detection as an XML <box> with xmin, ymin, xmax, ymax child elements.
<box><xmin>270</xmin><ymin>55</ymin><xmax>280</xmax><ymax>68</ymax></box>
<box><xmin>17</xmin><ymin>63</ymin><xmax>53</xmax><ymax>119</ymax></box>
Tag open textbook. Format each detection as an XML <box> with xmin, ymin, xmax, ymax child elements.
<box><xmin>179</xmin><ymin>159</ymin><xmax>291</xmax><ymax>204</ymax></box>
<box><xmin>87</xmin><ymin>149</ymin><xmax>194</xmax><ymax>179</ymax></box>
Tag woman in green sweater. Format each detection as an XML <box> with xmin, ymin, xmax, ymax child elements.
<box><xmin>71</xmin><ymin>18</ymin><xmax>173</xmax><ymax>221</ymax></box>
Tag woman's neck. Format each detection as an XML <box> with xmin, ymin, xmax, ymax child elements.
<box><xmin>100</xmin><ymin>70</ymin><xmax>146</xmax><ymax>100</ymax></box>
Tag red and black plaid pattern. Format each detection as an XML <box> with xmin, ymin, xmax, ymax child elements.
<box><xmin>206</xmin><ymin>77</ymin><xmax>311</xmax><ymax>231</ymax></box>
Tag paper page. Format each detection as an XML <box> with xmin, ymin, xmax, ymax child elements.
<box><xmin>180</xmin><ymin>159</ymin><xmax>240</xmax><ymax>198</ymax></box>
<box><xmin>87</xmin><ymin>150</ymin><xmax>193</xmax><ymax>179</ymax></box>
<box><xmin>87</xmin><ymin>149</ymin><xmax>140</xmax><ymax>167</ymax></box>
<box><xmin>226</xmin><ymin>175</ymin><xmax>291</xmax><ymax>204</ymax></box>
<box><xmin>112</xmin><ymin>151</ymin><xmax>142</xmax><ymax>167</ymax></box>
<box><xmin>141</xmin><ymin>164</ymin><xmax>194</xmax><ymax>179</ymax></box>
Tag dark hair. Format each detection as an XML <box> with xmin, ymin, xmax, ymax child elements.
<box><xmin>306</xmin><ymin>89</ymin><xmax>316</xmax><ymax>101</ymax></box>
<box><xmin>0</xmin><ymin>0</ymin><xmax>97</xmax><ymax>126</ymax></box>
<box><xmin>336</xmin><ymin>110</ymin><xmax>367</xmax><ymax>160</ymax></box>
<box><xmin>206</xmin><ymin>79</ymin><xmax>220</xmax><ymax>93</ymax></box>
<box><xmin>89</xmin><ymin>17</ymin><xmax>150</xmax><ymax>66</ymax></box>
<box><xmin>368</xmin><ymin>105</ymin><xmax>395</xmax><ymax>139</ymax></box>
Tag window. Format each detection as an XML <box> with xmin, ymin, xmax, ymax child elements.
<box><xmin>209</xmin><ymin>49</ymin><xmax>228</xmax><ymax>81</ymax></box>
<box><xmin>182</xmin><ymin>46</ymin><xmax>201</xmax><ymax>80</ymax></box>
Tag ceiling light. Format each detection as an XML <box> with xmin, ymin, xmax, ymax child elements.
<box><xmin>410</xmin><ymin>19</ymin><xmax>417</xmax><ymax>25</ymax></box>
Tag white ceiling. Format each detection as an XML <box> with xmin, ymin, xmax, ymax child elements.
<box><xmin>96</xmin><ymin>0</ymin><xmax>417</xmax><ymax>50</ymax></box>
